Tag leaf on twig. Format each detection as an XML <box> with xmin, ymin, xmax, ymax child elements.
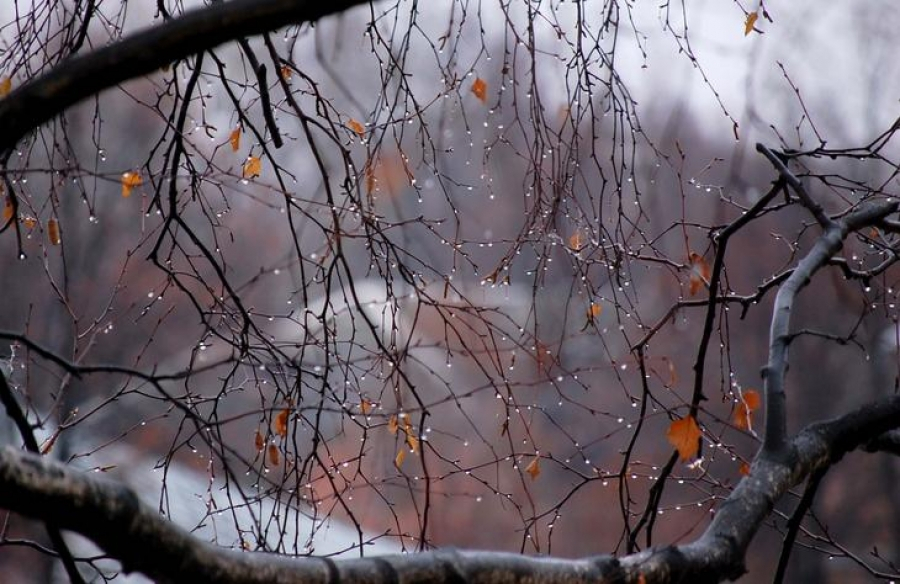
<box><xmin>229</xmin><ymin>127</ymin><xmax>241</xmax><ymax>152</ymax></box>
<box><xmin>688</xmin><ymin>252</ymin><xmax>711</xmax><ymax>296</ymax></box>
<box><xmin>744</xmin><ymin>12</ymin><xmax>759</xmax><ymax>36</ymax></box>
<box><xmin>121</xmin><ymin>171</ymin><xmax>142</xmax><ymax>198</ymax></box>
<box><xmin>733</xmin><ymin>389</ymin><xmax>761</xmax><ymax>431</ymax></box>
<box><xmin>471</xmin><ymin>77</ymin><xmax>488</xmax><ymax>103</ymax></box>
<box><xmin>525</xmin><ymin>457</ymin><xmax>541</xmax><ymax>480</ymax></box>
<box><xmin>273</xmin><ymin>408</ymin><xmax>290</xmax><ymax>437</ymax></box>
<box><xmin>243</xmin><ymin>156</ymin><xmax>262</xmax><ymax>179</ymax></box>
<box><xmin>666</xmin><ymin>415</ymin><xmax>702</xmax><ymax>461</ymax></box>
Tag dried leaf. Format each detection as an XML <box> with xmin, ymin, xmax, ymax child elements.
<box><xmin>568</xmin><ymin>230</ymin><xmax>584</xmax><ymax>250</ymax></box>
<box><xmin>738</xmin><ymin>461</ymin><xmax>751</xmax><ymax>476</ymax></box>
<box><xmin>406</xmin><ymin>433</ymin><xmax>420</xmax><ymax>454</ymax></box>
<box><xmin>243</xmin><ymin>156</ymin><xmax>262</xmax><ymax>179</ymax></box>
<box><xmin>273</xmin><ymin>408</ymin><xmax>290</xmax><ymax>437</ymax></box>
<box><xmin>360</xmin><ymin>398</ymin><xmax>373</xmax><ymax>415</ymax></box>
<box><xmin>394</xmin><ymin>447</ymin><xmax>407</xmax><ymax>468</ymax></box>
<box><xmin>587</xmin><ymin>302</ymin><xmax>603</xmax><ymax>322</ymax></box>
<box><xmin>733</xmin><ymin>389</ymin><xmax>761</xmax><ymax>431</ymax></box>
<box><xmin>0</xmin><ymin>77</ymin><xmax>11</xmax><ymax>98</ymax></box>
<box><xmin>40</xmin><ymin>430</ymin><xmax>60</xmax><ymax>454</ymax></box>
<box><xmin>688</xmin><ymin>252</ymin><xmax>711</xmax><ymax>296</ymax></box>
<box><xmin>525</xmin><ymin>457</ymin><xmax>541</xmax><ymax>480</ymax></box>
<box><xmin>22</xmin><ymin>216</ymin><xmax>36</xmax><ymax>229</ymax></box>
<box><xmin>347</xmin><ymin>119</ymin><xmax>365</xmax><ymax>138</ymax></box>
<box><xmin>279</xmin><ymin>64</ymin><xmax>293</xmax><ymax>81</ymax></box>
<box><xmin>121</xmin><ymin>171</ymin><xmax>143</xmax><ymax>198</ymax></box>
<box><xmin>47</xmin><ymin>217</ymin><xmax>60</xmax><ymax>245</ymax></box>
<box><xmin>229</xmin><ymin>127</ymin><xmax>241</xmax><ymax>152</ymax></box>
<box><xmin>666</xmin><ymin>415</ymin><xmax>702</xmax><ymax>461</ymax></box>
<box><xmin>388</xmin><ymin>414</ymin><xmax>399</xmax><ymax>435</ymax></box>
<box><xmin>471</xmin><ymin>77</ymin><xmax>488</xmax><ymax>103</ymax></box>
<box><xmin>267</xmin><ymin>443</ymin><xmax>280</xmax><ymax>466</ymax></box>
<box><xmin>744</xmin><ymin>11</ymin><xmax>759</xmax><ymax>36</ymax></box>
<box><xmin>254</xmin><ymin>429</ymin><xmax>265</xmax><ymax>452</ymax></box>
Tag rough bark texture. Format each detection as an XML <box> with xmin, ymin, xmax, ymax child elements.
<box><xmin>0</xmin><ymin>0</ymin><xmax>371</xmax><ymax>155</ymax></box>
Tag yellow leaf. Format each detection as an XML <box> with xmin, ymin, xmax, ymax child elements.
<box><xmin>0</xmin><ymin>77</ymin><xmax>11</xmax><ymax>98</ymax></box>
<box><xmin>525</xmin><ymin>457</ymin><xmax>541</xmax><ymax>480</ymax></box>
<box><xmin>471</xmin><ymin>77</ymin><xmax>488</xmax><ymax>104</ymax></box>
<box><xmin>47</xmin><ymin>217</ymin><xmax>60</xmax><ymax>246</ymax></box>
<box><xmin>268</xmin><ymin>443</ymin><xmax>280</xmax><ymax>466</ymax></box>
<box><xmin>406</xmin><ymin>433</ymin><xmax>420</xmax><ymax>454</ymax></box>
<box><xmin>666</xmin><ymin>415</ymin><xmax>702</xmax><ymax>461</ymax></box>
<box><xmin>347</xmin><ymin>119</ymin><xmax>365</xmax><ymax>138</ymax></box>
<box><xmin>273</xmin><ymin>408</ymin><xmax>290</xmax><ymax>437</ymax></box>
<box><xmin>744</xmin><ymin>12</ymin><xmax>759</xmax><ymax>36</ymax></box>
<box><xmin>229</xmin><ymin>127</ymin><xmax>241</xmax><ymax>152</ymax></box>
<box><xmin>121</xmin><ymin>171</ymin><xmax>143</xmax><ymax>198</ymax></box>
<box><xmin>394</xmin><ymin>447</ymin><xmax>406</xmax><ymax>468</ymax></box>
<box><xmin>243</xmin><ymin>156</ymin><xmax>262</xmax><ymax>179</ymax></box>
<box><xmin>388</xmin><ymin>414</ymin><xmax>399</xmax><ymax>435</ymax></box>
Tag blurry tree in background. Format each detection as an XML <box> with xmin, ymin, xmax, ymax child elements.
<box><xmin>2</xmin><ymin>1</ymin><xmax>900</xmax><ymax>582</ymax></box>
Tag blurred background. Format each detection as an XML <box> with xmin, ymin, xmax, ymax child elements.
<box><xmin>2</xmin><ymin>1</ymin><xmax>900</xmax><ymax>581</ymax></box>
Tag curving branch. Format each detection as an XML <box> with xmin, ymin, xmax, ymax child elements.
<box><xmin>0</xmin><ymin>0</ymin><xmax>372</xmax><ymax>156</ymax></box>
<box><xmin>2</xmin><ymin>391</ymin><xmax>900</xmax><ymax>583</ymax></box>
<box><xmin>757</xmin><ymin>156</ymin><xmax>899</xmax><ymax>452</ymax></box>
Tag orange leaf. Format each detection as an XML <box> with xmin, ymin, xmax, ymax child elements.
<box><xmin>733</xmin><ymin>389</ymin><xmax>761</xmax><ymax>431</ymax></box>
<box><xmin>360</xmin><ymin>398</ymin><xmax>372</xmax><ymax>415</ymax></box>
<box><xmin>744</xmin><ymin>11</ymin><xmax>759</xmax><ymax>36</ymax></box>
<box><xmin>47</xmin><ymin>218</ymin><xmax>60</xmax><ymax>245</ymax></box>
<box><xmin>254</xmin><ymin>429</ymin><xmax>265</xmax><ymax>452</ymax></box>
<box><xmin>388</xmin><ymin>414</ymin><xmax>399</xmax><ymax>435</ymax></box>
<box><xmin>268</xmin><ymin>443</ymin><xmax>280</xmax><ymax>466</ymax></box>
<box><xmin>394</xmin><ymin>447</ymin><xmax>407</xmax><ymax>468</ymax></box>
<box><xmin>347</xmin><ymin>119</ymin><xmax>365</xmax><ymax>138</ymax></box>
<box><xmin>0</xmin><ymin>77</ymin><xmax>11</xmax><ymax>98</ymax></box>
<box><xmin>525</xmin><ymin>457</ymin><xmax>541</xmax><ymax>480</ymax></box>
<box><xmin>279</xmin><ymin>64</ymin><xmax>293</xmax><ymax>81</ymax></box>
<box><xmin>688</xmin><ymin>252</ymin><xmax>710</xmax><ymax>296</ymax></box>
<box><xmin>471</xmin><ymin>77</ymin><xmax>488</xmax><ymax>104</ymax></box>
<box><xmin>229</xmin><ymin>127</ymin><xmax>241</xmax><ymax>152</ymax></box>
<box><xmin>738</xmin><ymin>461</ymin><xmax>751</xmax><ymax>476</ymax></box>
<box><xmin>243</xmin><ymin>156</ymin><xmax>262</xmax><ymax>179</ymax></box>
<box><xmin>587</xmin><ymin>302</ymin><xmax>602</xmax><ymax>322</ymax></box>
<box><xmin>666</xmin><ymin>415</ymin><xmax>702</xmax><ymax>461</ymax></box>
<box><xmin>406</xmin><ymin>433</ymin><xmax>420</xmax><ymax>454</ymax></box>
<box><xmin>121</xmin><ymin>171</ymin><xmax>142</xmax><ymax>198</ymax></box>
<box><xmin>568</xmin><ymin>230</ymin><xmax>584</xmax><ymax>250</ymax></box>
<box><xmin>273</xmin><ymin>408</ymin><xmax>290</xmax><ymax>437</ymax></box>
<box><xmin>22</xmin><ymin>216</ymin><xmax>36</xmax><ymax>229</ymax></box>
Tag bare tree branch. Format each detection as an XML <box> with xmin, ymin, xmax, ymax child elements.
<box><xmin>2</xmin><ymin>389</ymin><xmax>900</xmax><ymax>584</ymax></box>
<box><xmin>761</xmin><ymin>191</ymin><xmax>898</xmax><ymax>452</ymax></box>
<box><xmin>0</xmin><ymin>0</ymin><xmax>371</xmax><ymax>155</ymax></box>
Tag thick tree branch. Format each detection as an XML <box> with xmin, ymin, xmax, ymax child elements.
<box><xmin>761</xmin><ymin>198</ymin><xmax>898</xmax><ymax>452</ymax></box>
<box><xmin>0</xmin><ymin>0</ymin><xmax>371</xmax><ymax>155</ymax></box>
<box><xmin>2</xmin><ymin>393</ymin><xmax>900</xmax><ymax>583</ymax></box>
